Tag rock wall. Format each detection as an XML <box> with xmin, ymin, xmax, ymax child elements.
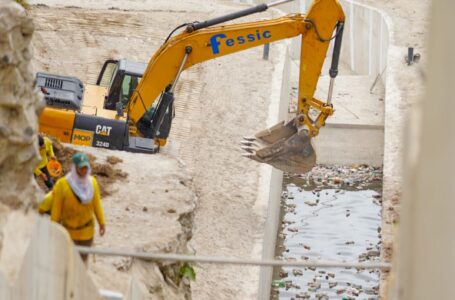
<box><xmin>0</xmin><ymin>0</ymin><xmax>43</xmax><ymax>286</ymax></box>
<box><xmin>0</xmin><ymin>3</ymin><xmax>194</xmax><ymax>299</ymax></box>
<box><xmin>0</xmin><ymin>0</ymin><xmax>42</xmax><ymax>209</ymax></box>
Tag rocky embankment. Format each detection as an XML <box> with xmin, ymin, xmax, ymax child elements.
<box><xmin>0</xmin><ymin>0</ymin><xmax>43</xmax><ymax>283</ymax></box>
<box><xmin>0</xmin><ymin>3</ymin><xmax>198</xmax><ymax>299</ymax></box>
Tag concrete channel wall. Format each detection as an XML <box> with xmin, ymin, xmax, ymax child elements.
<box><xmin>240</xmin><ymin>0</ymin><xmax>389</xmax><ymax>168</ymax></box>
<box><xmin>238</xmin><ymin>0</ymin><xmax>389</xmax><ymax>77</ymax></box>
<box><xmin>302</xmin><ymin>0</ymin><xmax>388</xmax><ymax>167</ymax></box>
<box><xmin>0</xmin><ymin>218</ymin><xmax>147</xmax><ymax>300</ymax></box>
<box><xmin>234</xmin><ymin>0</ymin><xmax>393</xmax><ymax>299</ymax></box>
<box><xmin>255</xmin><ymin>41</ymin><xmax>291</xmax><ymax>300</ymax></box>
<box><xmin>336</xmin><ymin>0</ymin><xmax>389</xmax><ymax>78</ymax></box>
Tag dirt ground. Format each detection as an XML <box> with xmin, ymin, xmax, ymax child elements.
<box><xmin>35</xmin><ymin>138</ymin><xmax>128</xmax><ymax>198</ymax></box>
<box><xmin>29</xmin><ymin>1</ymin><xmax>283</xmax><ymax>298</ymax></box>
<box><xmin>26</xmin><ymin>0</ymin><xmax>431</xmax><ymax>298</ymax></box>
<box><xmin>68</xmin><ymin>146</ymin><xmax>196</xmax><ymax>297</ymax></box>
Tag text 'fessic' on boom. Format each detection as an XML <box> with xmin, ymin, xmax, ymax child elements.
<box><xmin>209</xmin><ymin>30</ymin><xmax>272</xmax><ymax>54</ymax></box>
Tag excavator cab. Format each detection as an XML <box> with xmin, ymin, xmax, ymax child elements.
<box><xmin>97</xmin><ymin>59</ymin><xmax>174</xmax><ymax>142</ymax></box>
<box><xmin>97</xmin><ymin>59</ymin><xmax>145</xmax><ymax>111</ymax></box>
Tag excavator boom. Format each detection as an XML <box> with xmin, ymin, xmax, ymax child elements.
<box><xmin>128</xmin><ymin>0</ymin><xmax>345</xmax><ymax>173</ymax></box>
<box><xmin>129</xmin><ymin>15</ymin><xmax>305</xmax><ymax>125</ymax></box>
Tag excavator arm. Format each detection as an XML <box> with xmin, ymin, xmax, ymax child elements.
<box><xmin>38</xmin><ymin>0</ymin><xmax>345</xmax><ymax>173</ymax></box>
<box><xmin>128</xmin><ymin>0</ymin><xmax>345</xmax><ymax>173</ymax></box>
<box><xmin>129</xmin><ymin>15</ymin><xmax>309</xmax><ymax>124</ymax></box>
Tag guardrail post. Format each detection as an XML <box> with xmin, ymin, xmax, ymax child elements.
<box><xmin>263</xmin><ymin>43</ymin><xmax>270</xmax><ymax>60</ymax></box>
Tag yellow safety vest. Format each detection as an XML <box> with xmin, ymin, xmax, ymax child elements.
<box><xmin>34</xmin><ymin>137</ymin><xmax>55</xmax><ymax>176</ymax></box>
<box><xmin>51</xmin><ymin>176</ymin><xmax>105</xmax><ymax>241</ymax></box>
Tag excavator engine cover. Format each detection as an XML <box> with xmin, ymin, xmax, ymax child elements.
<box><xmin>241</xmin><ymin>119</ymin><xmax>316</xmax><ymax>174</ymax></box>
<box><xmin>36</xmin><ymin>72</ymin><xmax>84</xmax><ymax>111</ymax></box>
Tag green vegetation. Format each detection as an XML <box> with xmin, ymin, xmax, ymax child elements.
<box><xmin>179</xmin><ymin>263</ymin><xmax>196</xmax><ymax>281</ymax></box>
<box><xmin>15</xmin><ymin>0</ymin><xmax>30</xmax><ymax>9</ymax></box>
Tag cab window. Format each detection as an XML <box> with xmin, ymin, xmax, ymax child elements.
<box><xmin>119</xmin><ymin>74</ymin><xmax>141</xmax><ymax>107</ymax></box>
<box><xmin>97</xmin><ymin>60</ymin><xmax>118</xmax><ymax>88</ymax></box>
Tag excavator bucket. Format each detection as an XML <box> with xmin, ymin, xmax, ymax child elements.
<box><xmin>241</xmin><ymin>119</ymin><xmax>316</xmax><ymax>174</ymax></box>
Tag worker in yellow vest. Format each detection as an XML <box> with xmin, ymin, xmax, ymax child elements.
<box><xmin>34</xmin><ymin>135</ymin><xmax>56</xmax><ymax>190</ymax></box>
<box><xmin>38</xmin><ymin>191</ymin><xmax>53</xmax><ymax>215</ymax></box>
<box><xmin>51</xmin><ymin>152</ymin><xmax>106</xmax><ymax>263</ymax></box>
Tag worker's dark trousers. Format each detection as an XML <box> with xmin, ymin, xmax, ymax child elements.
<box><xmin>39</xmin><ymin>167</ymin><xmax>54</xmax><ymax>190</ymax></box>
<box><xmin>74</xmin><ymin>239</ymin><xmax>93</xmax><ymax>263</ymax></box>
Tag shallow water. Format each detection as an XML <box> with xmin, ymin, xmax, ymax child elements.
<box><xmin>272</xmin><ymin>175</ymin><xmax>382</xmax><ymax>300</ymax></box>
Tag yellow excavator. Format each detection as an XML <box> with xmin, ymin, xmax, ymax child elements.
<box><xmin>38</xmin><ymin>0</ymin><xmax>345</xmax><ymax>173</ymax></box>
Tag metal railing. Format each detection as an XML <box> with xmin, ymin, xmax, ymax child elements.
<box><xmin>76</xmin><ymin>246</ymin><xmax>391</xmax><ymax>270</ymax></box>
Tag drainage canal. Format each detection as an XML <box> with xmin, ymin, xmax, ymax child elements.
<box><xmin>272</xmin><ymin>165</ymin><xmax>382</xmax><ymax>300</ymax></box>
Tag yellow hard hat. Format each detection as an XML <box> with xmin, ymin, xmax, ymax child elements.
<box><xmin>47</xmin><ymin>160</ymin><xmax>62</xmax><ymax>177</ymax></box>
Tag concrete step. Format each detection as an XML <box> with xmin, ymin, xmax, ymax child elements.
<box><xmin>315</xmin><ymin>75</ymin><xmax>384</xmax><ymax>127</ymax></box>
<box><xmin>288</xmin><ymin>61</ymin><xmax>385</xmax><ymax>166</ymax></box>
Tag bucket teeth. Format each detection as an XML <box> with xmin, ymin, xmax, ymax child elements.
<box><xmin>242</xmin><ymin>136</ymin><xmax>256</xmax><ymax>142</ymax></box>
<box><xmin>240</xmin><ymin>145</ymin><xmax>256</xmax><ymax>153</ymax></box>
<box><xmin>240</xmin><ymin>140</ymin><xmax>259</xmax><ymax>147</ymax></box>
<box><xmin>240</xmin><ymin>140</ymin><xmax>252</xmax><ymax>146</ymax></box>
<box><xmin>240</xmin><ymin>119</ymin><xmax>316</xmax><ymax>173</ymax></box>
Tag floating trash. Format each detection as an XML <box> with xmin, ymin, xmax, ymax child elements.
<box><xmin>273</xmin><ymin>165</ymin><xmax>382</xmax><ymax>300</ymax></box>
